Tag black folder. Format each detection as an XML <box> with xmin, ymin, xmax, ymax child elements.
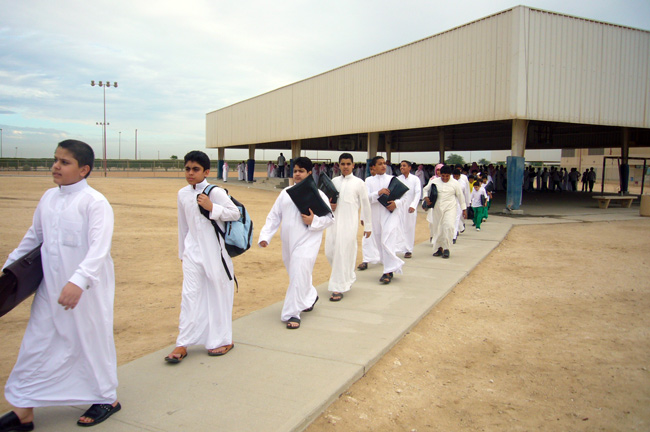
<box><xmin>422</xmin><ymin>183</ymin><xmax>438</xmax><ymax>210</ymax></box>
<box><xmin>286</xmin><ymin>175</ymin><xmax>332</xmax><ymax>216</ymax></box>
<box><xmin>0</xmin><ymin>244</ymin><xmax>43</xmax><ymax>318</ymax></box>
<box><xmin>317</xmin><ymin>173</ymin><xmax>339</xmax><ymax>204</ymax></box>
<box><xmin>377</xmin><ymin>176</ymin><xmax>410</xmax><ymax>208</ymax></box>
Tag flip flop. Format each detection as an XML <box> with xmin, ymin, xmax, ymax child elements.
<box><xmin>77</xmin><ymin>403</ymin><xmax>121</xmax><ymax>427</ymax></box>
<box><xmin>208</xmin><ymin>343</ymin><xmax>234</xmax><ymax>356</ymax></box>
<box><xmin>0</xmin><ymin>411</ymin><xmax>34</xmax><ymax>432</ymax></box>
<box><xmin>286</xmin><ymin>317</ymin><xmax>301</xmax><ymax>329</ymax></box>
<box><xmin>329</xmin><ymin>292</ymin><xmax>344</xmax><ymax>302</ymax></box>
<box><xmin>302</xmin><ymin>296</ymin><xmax>318</xmax><ymax>312</ymax></box>
<box><xmin>164</xmin><ymin>347</ymin><xmax>187</xmax><ymax>364</ymax></box>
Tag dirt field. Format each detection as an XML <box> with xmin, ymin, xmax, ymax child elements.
<box><xmin>1</xmin><ymin>175</ymin><xmax>649</xmax><ymax>431</ymax></box>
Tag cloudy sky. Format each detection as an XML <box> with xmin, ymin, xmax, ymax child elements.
<box><xmin>1</xmin><ymin>0</ymin><xmax>649</xmax><ymax>163</ymax></box>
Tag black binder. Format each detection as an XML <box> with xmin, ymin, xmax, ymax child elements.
<box><xmin>286</xmin><ymin>175</ymin><xmax>332</xmax><ymax>216</ymax></box>
<box><xmin>377</xmin><ymin>176</ymin><xmax>409</xmax><ymax>208</ymax></box>
<box><xmin>317</xmin><ymin>173</ymin><xmax>339</xmax><ymax>204</ymax></box>
<box><xmin>0</xmin><ymin>244</ymin><xmax>43</xmax><ymax>317</ymax></box>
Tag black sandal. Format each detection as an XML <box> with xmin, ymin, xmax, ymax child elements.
<box><xmin>286</xmin><ymin>317</ymin><xmax>301</xmax><ymax>329</ymax></box>
<box><xmin>379</xmin><ymin>273</ymin><xmax>392</xmax><ymax>284</ymax></box>
<box><xmin>329</xmin><ymin>292</ymin><xmax>344</xmax><ymax>302</ymax></box>
<box><xmin>357</xmin><ymin>262</ymin><xmax>368</xmax><ymax>270</ymax></box>
<box><xmin>0</xmin><ymin>411</ymin><xmax>34</xmax><ymax>432</ymax></box>
<box><xmin>77</xmin><ymin>402</ymin><xmax>121</xmax><ymax>427</ymax></box>
<box><xmin>433</xmin><ymin>247</ymin><xmax>443</xmax><ymax>257</ymax></box>
<box><xmin>302</xmin><ymin>296</ymin><xmax>318</xmax><ymax>312</ymax></box>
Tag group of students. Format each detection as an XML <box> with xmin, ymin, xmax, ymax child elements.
<box><xmin>0</xmin><ymin>142</ymin><xmax>491</xmax><ymax>431</ymax></box>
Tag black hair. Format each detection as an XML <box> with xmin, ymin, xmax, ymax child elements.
<box><xmin>293</xmin><ymin>156</ymin><xmax>313</xmax><ymax>172</ymax></box>
<box><xmin>57</xmin><ymin>140</ymin><xmax>94</xmax><ymax>178</ymax></box>
<box><xmin>184</xmin><ymin>150</ymin><xmax>211</xmax><ymax>170</ymax></box>
<box><xmin>339</xmin><ymin>153</ymin><xmax>354</xmax><ymax>163</ymax></box>
<box><xmin>452</xmin><ymin>168</ymin><xmax>461</xmax><ymax>176</ymax></box>
<box><xmin>400</xmin><ymin>160</ymin><xmax>412</xmax><ymax>167</ymax></box>
<box><xmin>370</xmin><ymin>156</ymin><xmax>385</xmax><ymax>167</ymax></box>
<box><xmin>440</xmin><ymin>165</ymin><xmax>452</xmax><ymax>175</ymax></box>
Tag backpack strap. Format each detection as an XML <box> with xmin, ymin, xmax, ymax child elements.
<box><xmin>199</xmin><ymin>184</ymin><xmax>238</xmax><ymax>291</ymax></box>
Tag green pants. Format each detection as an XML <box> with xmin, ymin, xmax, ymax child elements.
<box><xmin>472</xmin><ymin>206</ymin><xmax>487</xmax><ymax>228</ymax></box>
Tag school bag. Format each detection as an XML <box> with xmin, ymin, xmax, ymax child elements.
<box><xmin>199</xmin><ymin>185</ymin><xmax>253</xmax><ymax>286</ymax></box>
<box><xmin>200</xmin><ymin>185</ymin><xmax>253</xmax><ymax>256</ymax></box>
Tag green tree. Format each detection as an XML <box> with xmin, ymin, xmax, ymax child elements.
<box><xmin>445</xmin><ymin>153</ymin><xmax>465</xmax><ymax>165</ymax></box>
<box><xmin>170</xmin><ymin>155</ymin><xmax>178</xmax><ymax>160</ymax></box>
<box><xmin>478</xmin><ymin>158</ymin><xmax>491</xmax><ymax>165</ymax></box>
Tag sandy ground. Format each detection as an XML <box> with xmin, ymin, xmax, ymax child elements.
<box><xmin>1</xmin><ymin>175</ymin><xmax>649</xmax><ymax>431</ymax></box>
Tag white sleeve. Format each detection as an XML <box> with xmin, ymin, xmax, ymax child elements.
<box><xmin>258</xmin><ymin>192</ymin><xmax>284</xmax><ymax>245</ymax></box>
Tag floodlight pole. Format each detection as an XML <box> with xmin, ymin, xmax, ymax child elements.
<box><xmin>91</xmin><ymin>80</ymin><xmax>118</xmax><ymax>177</ymax></box>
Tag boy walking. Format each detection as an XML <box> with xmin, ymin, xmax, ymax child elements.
<box><xmin>165</xmin><ymin>151</ymin><xmax>241</xmax><ymax>363</ymax></box>
<box><xmin>259</xmin><ymin>157</ymin><xmax>334</xmax><ymax>329</ymax></box>
<box><xmin>469</xmin><ymin>182</ymin><xmax>488</xmax><ymax>231</ymax></box>
<box><xmin>325</xmin><ymin>153</ymin><xmax>372</xmax><ymax>302</ymax></box>
<box><xmin>1</xmin><ymin>140</ymin><xmax>120</xmax><ymax>430</ymax></box>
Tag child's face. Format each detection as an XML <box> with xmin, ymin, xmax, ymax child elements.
<box><xmin>373</xmin><ymin>159</ymin><xmax>386</xmax><ymax>175</ymax></box>
<box><xmin>293</xmin><ymin>166</ymin><xmax>311</xmax><ymax>183</ymax></box>
<box><xmin>339</xmin><ymin>158</ymin><xmax>354</xmax><ymax>176</ymax></box>
<box><xmin>474</xmin><ymin>185</ymin><xmax>481</xmax><ymax>191</ymax></box>
<box><xmin>52</xmin><ymin>147</ymin><xmax>89</xmax><ymax>186</ymax></box>
<box><xmin>400</xmin><ymin>162</ymin><xmax>410</xmax><ymax>175</ymax></box>
<box><xmin>184</xmin><ymin>161</ymin><xmax>209</xmax><ymax>186</ymax></box>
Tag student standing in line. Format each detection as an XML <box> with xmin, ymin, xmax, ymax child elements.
<box><xmin>325</xmin><ymin>153</ymin><xmax>372</xmax><ymax>302</ymax></box>
<box><xmin>364</xmin><ymin>156</ymin><xmax>404</xmax><ymax>284</ymax></box>
<box><xmin>396</xmin><ymin>160</ymin><xmax>422</xmax><ymax>258</ymax></box>
<box><xmin>165</xmin><ymin>151</ymin><xmax>240</xmax><ymax>364</ymax></box>
<box><xmin>258</xmin><ymin>157</ymin><xmax>334</xmax><ymax>329</ymax></box>
<box><xmin>424</xmin><ymin>165</ymin><xmax>467</xmax><ymax>259</ymax></box>
<box><xmin>0</xmin><ymin>140</ymin><xmax>121</xmax><ymax>430</ymax></box>
<box><xmin>469</xmin><ymin>182</ymin><xmax>488</xmax><ymax>231</ymax></box>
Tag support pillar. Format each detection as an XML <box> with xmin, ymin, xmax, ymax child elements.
<box><xmin>289</xmin><ymin>140</ymin><xmax>301</xmax><ymax>184</ymax></box>
<box><xmin>506</xmin><ymin>119</ymin><xmax>528</xmax><ymax>211</ymax></box>
<box><xmin>217</xmin><ymin>147</ymin><xmax>225</xmax><ymax>180</ymax></box>
<box><xmin>620</xmin><ymin>127</ymin><xmax>630</xmax><ymax>194</ymax></box>
<box><xmin>366</xmin><ymin>132</ymin><xmax>379</xmax><ymax>177</ymax></box>
<box><xmin>247</xmin><ymin>145</ymin><xmax>255</xmax><ymax>182</ymax></box>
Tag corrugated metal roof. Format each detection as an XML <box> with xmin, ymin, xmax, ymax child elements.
<box><xmin>207</xmin><ymin>6</ymin><xmax>650</xmax><ymax>149</ymax></box>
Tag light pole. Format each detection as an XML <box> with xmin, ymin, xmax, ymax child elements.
<box><xmin>0</xmin><ymin>128</ymin><xmax>3</xmax><ymax>158</ymax></box>
<box><xmin>91</xmin><ymin>80</ymin><xmax>118</xmax><ymax>177</ymax></box>
<box><xmin>119</xmin><ymin>131</ymin><xmax>121</xmax><ymax>160</ymax></box>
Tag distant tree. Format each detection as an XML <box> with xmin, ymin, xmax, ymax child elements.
<box><xmin>478</xmin><ymin>158</ymin><xmax>491</xmax><ymax>165</ymax></box>
<box><xmin>445</xmin><ymin>153</ymin><xmax>465</xmax><ymax>165</ymax></box>
<box><xmin>170</xmin><ymin>155</ymin><xmax>178</xmax><ymax>160</ymax></box>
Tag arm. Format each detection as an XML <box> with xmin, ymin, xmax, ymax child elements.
<box><xmin>207</xmin><ymin>187</ymin><xmax>240</xmax><ymax>222</ymax></box>
<box><xmin>409</xmin><ymin>178</ymin><xmax>422</xmax><ymax>210</ymax></box>
<box><xmin>357</xmin><ymin>182</ymin><xmax>373</xmax><ymax>233</ymax></box>
<box><xmin>308</xmin><ymin>191</ymin><xmax>334</xmax><ymax>231</ymax></box>
<box><xmin>258</xmin><ymin>192</ymin><xmax>284</xmax><ymax>246</ymax></box>
<box><xmin>3</xmin><ymin>196</ymin><xmax>44</xmax><ymax>269</ymax></box>
<box><xmin>177</xmin><ymin>193</ymin><xmax>189</xmax><ymax>259</ymax></box>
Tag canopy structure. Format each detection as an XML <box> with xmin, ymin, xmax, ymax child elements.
<box><xmin>207</xmin><ymin>5</ymin><xmax>650</xmax><ymax>206</ymax></box>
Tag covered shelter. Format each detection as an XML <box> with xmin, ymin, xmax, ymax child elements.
<box><xmin>206</xmin><ymin>5</ymin><xmax>650</xmax><ymax>208</ymax></box>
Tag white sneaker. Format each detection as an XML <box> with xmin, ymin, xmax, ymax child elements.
<box><xmin>477</xmin><ymin>227</ymin><xmax>481</xmax><ymax>231</ymax></box>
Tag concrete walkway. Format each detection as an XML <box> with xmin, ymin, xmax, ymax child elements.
<box><xmin>35</xmin><ymin>190</ymin><xmax>643</xmax><ymax>431</ymax></box>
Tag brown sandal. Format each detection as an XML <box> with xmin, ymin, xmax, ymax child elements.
<box><xmin>164</xmin><ymin>346</ymin><xmax>187</xmax><ymax>363</ymax></box>
<box><xmin>208</xmin><ymin>343</ymin><xmax>234</xmax><ymax>356</ymax></box>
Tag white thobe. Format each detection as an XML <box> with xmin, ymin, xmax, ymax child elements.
<box><xmin>222</xmin><ymin>162</ymin><xmax>229</xmax><ymax>182</ymax></box>
<box><xmin>176</xmin><ymin>179</ymin><xmax>240</xmax><ymax>349</ymax></box>
<box><xmin>258</xmin><ymin>187</ymin><xmax>333</xmax><ymax>321</ymax></box>
<box><xmin>424</xmin><ymin>177</ymin><xmax>466</xmax><ymax>251</ymax></box>
<box><xmin>366</xmin><ymin>174</ymin><xmax>404</xmax><ymax>274</ymax></box>
<box><xmin>396</xmin><ymin>174</ymin><xmax>422</xmax><ymax>254</ymax></box>
<box><xmin>325</xmin><ymin>174</ymin><xmax>372</xmax><ymax>293</ymax></box>
<box><xmin>454</xmin><ymin>175</ymin><xmax>471</xmax><ymax>238</ymax></box>
<box><xmin>238</xmin><ymin>163</ymin><xmax>245</xmax><ymax>181</ymax></box>
<box><xmin>4</xmin><ymin>179</ymin><xmax>117</xmax><ymax>407</ymax></box>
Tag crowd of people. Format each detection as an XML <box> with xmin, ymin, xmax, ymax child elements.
<box><xmin>0</xmin><ymin>143</ymin><xmax>497</xmax><ymax>431</ymax></box>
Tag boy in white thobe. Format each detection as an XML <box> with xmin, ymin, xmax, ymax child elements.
<box><xmin>452</xmin><ymin>168</ymin><xmax>470</xmax><ymax>243</ymax></box>
<box><xmin>222</xmin><ymin>160</ymin><xmax>229</xmax><ymax>182</ymax></box>
<box><xmin>365</xmin><ymin>156</ymin><xmax>404</xmax><ymax>284</ymax></box>
<box><xmin>424</xmin><ymin>165</ymin><xmax>467</xmax><ymax>259</ymax></box>
<box><xmin>259</xmin><ymin>157</ymin><xmax>334</xmax><ymax>329</ymax></box>
<box><xmin>325</xmin><ymin>153</ymin><xmax>372</xmax><ymax>302</ymax></box>
<box><xmin>165</xmin><ymin>151</ymin><xmax>241</xmax><ymax>363</ymax></box>
<box><xmin>396</xmin><ymin>161</ymin><xmax>422</xmax><ymax>258</ymax></box>
<box><xmin>1</xmin><ymin>140</ymin><xmax>120</xmax><ymax>430</ymax></box>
